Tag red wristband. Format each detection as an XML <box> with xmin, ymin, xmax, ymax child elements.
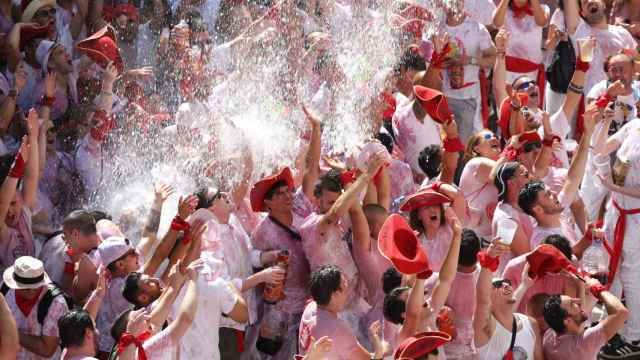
<box><xmin>589</xmin><ymin>283</ymin><xmax>607</xmax><ymax>300</ymax></box>
<box><xmin>542</xmin><ymin>135</ymin><xmax>560</xmax><ymax>148</ymax></box>
<box><xmin>443</xmin><ymin>137</ymin><xmax>465</xmax><ymax>153</ymax></box>
<box><xmin>417</xmin><ymin>268</ymin><xmax>433</xmax><ymax>279</ymax></box>
<box><xmin>40</xmin><ymin>95</ymin><xmax>55</xmax><ymax>107</ymax></box>
<box><xmin>171</xmin><ymin>216</ymin><xmax>191</xmax><ymax>244</ymax></box>
<box><xmin>501</xmin><ymin>144</ymin><xmax>518</xmax><ymax>161</ymax></box>
<box><xmin>339</xmin><ymin>169</ymin><xmax>360</xmax><ymax>187</ymax></box>
<box><xmin>64</xmin><ymin>262</ymin><xmax>75</xmax><ymax>274</ymax></box>
<box><xmin>595</xmin><ymin>94</ymin><xmax>613</xmax><ymax>109</ymax></box>
<box><xmin>575</xmin><ymin>59</ymin><xmax>590</xmax><ymax>72</ymax></box>
<box><xmin>477</xmin><ymin>251</ymin><xmax>500</xmax><ymax>272</ymax></box>
<box><xmin>8</xmin><ymin>152</ymin><xmax>25</xmax><ymax>178</ymax></box>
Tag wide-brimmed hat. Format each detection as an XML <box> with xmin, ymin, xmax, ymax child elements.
<box><xmin>414</xmin><ymin>86</ymin><xmax>453</xmax><ymax>124</ymax></box>
<box><xmin>3</xmin><ymin>256</ymin><xmax>51</xmax><ymax>290</ymax></box>
<box><xmin>378</xmin><ymin>214</ymin><xmax>430</xmax><ymax>275</ymax></box>
<box><xmin>400</xmin><ymin>187</ymin><xmax>451</xmax><ymax>213</ymax></box>
<box><xmin>21</xmin><ymin>0</ymin><xmax>55</xmax><ymax>22</ymax></box>
<box><xmin>250</xmin><ymin>167</ymin><xmax>294</xmax><ymax>212</ymax></box>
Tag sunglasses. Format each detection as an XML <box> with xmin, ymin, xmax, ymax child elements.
<box><xmin>492</xmin><ymin>279</ymin><xmax>512</xmax><ymax>289</ymax></box>
<box><xmin>523</xmin><ymin>141</ymin><xmax>542</xmax><ymax>153</ymax></box>
<box><xmin>515</xmin><ymin>80</ymin><xmax>536</xmax><ymax>91</ymax></box>
<box><xmin>35</xmin><ymin>7</ymin><xmax>56</xmax><ymax>18</ymax></box>
<box><xmin>481</xmin><ymin>132</ymin><xmax>496</xmax><ymax>140</ymax></box>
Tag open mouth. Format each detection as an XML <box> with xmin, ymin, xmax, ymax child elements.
<box><xmin>588</xmin><ymin>4</ymin><xmax>599</xmax><ymax>13</ymax></box>
<box><xmin>430</xmin><ymin>215</ymin><xmax>438</xmax><ymax>221</ymax></box>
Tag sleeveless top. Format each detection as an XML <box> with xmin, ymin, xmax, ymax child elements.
<box><xmin>476</xmin><ymin>313</ymin><xmax>536</xmax><ymax>360</ymax></box>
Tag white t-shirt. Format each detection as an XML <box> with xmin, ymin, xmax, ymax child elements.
<box><xmin>572</xmin><ymin>19</ymin><xmax>637</xmax><ymax>94</ymax></box>
<box><xmin>391</xmin><ymin>101</ymin><xmax>443</xmax><ymax>173</ymax></box>
<box><xmin>502</xmin><ymin>6</ymin><xmax>550</xmax><ymax>82</ymax></box>
<box><xmin>587</xmin><ymin>80</ymin><xmax>639</xmax><ymax>135</ymax></box>
<box><xmin>175</xmin><ymin>270</ymin><xmax>237</xmax><ymax>360</ymax></box>
<box><xmin>608</xmin><ymin>119</ymin><xmax>640</xmax><ymax>210</ymax></box>
<box><xmin>442</xmin><ymin>18</ymin><xmax>494</xmax><ymax>100</ymax></box>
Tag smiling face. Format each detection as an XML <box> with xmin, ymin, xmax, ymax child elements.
<box><xmin>32</xmin><ymin>5</ymin><xmax>56</xmax><ymax>27</ymax></box>
<box><xmin>264</xmin><ymin>184</ymin><xmax>294</xmax><ymax>214</ymax></box>
<box><xmin>560</xmin><ymin>295</ymin><xmax>588</xmax><ymax>333</ymax></box>
<box><xmin>471</xmin><ymin>130</ymin><xmax>501</xmax><ymax>160</ymax></box>
<box><xmin>607</xmin><ymin>54</ymin><xmax>634</xmax><ymax>87</ymax></box>
<box><xmin>513</xmin><ymin>77</ymin><xmax>540</xmax><ymax>110</ymax></box>
<box><xmin>508</xmin><ymin>165</ymin><xmax>531</xmax><ymax>195</ymax></box>
<box><xmin>533</xmin><ymin>186</ymin><xmax>564</xmax><ymax>216</ymax></box>
<box><xmin>49</xmin><ymin>45</ymin><xmax>73</xmax><ymax>75</ymax></box>
<box><xmin>491</xmin><ymin>279</ymin><xmax>516</xmax><ymax>305</ymax></box>
<box><xmin>136</xmin><ymin>274</ymin><xmax>164</xmax><ymax>305</ymax></box>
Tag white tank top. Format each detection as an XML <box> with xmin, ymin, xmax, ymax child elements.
<box><xmin>476</xmin><ymin>313</ymin><xmax>536</xmax><ymax>360</ymax></box>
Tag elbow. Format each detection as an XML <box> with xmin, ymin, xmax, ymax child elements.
<box><xmin>618</xmin><ymin>306</ymin><xmax>630</xmax><ymax>322</ymax></box>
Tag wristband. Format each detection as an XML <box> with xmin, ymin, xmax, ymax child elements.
<box><xmin>443</xmin><ymin>137</ymin><xmax>465</xmax><ymax>153</ymax></box>
<box><xmin>589</xmin><ymin>283</ymin><xmax>607</xmax><ymax>300</ymax></box>
<box><xmin>40</xmin><ymin>95</ymin><xmax>55</xmax><ymax>107</ymax></box>
<box><xmin>477</xmin><ymin>251</ymin><xmax>500</xmax><ymax>272</ymax></box>
<box><xmin>64</xmin><ymin>262</ymin><xmax>75</xmax><ymax>274</ymax></box>
<box><xmin>595</xmin><ymin>94</ymin><xmax>613</xmax><ymax>109</ymax></box>
<box><xmin>8</xmin><ymin>152</ymin><xmax>25</xmax><ymax>178</ymax></box>
<box><xmin>567</xmin><ymin>82</ymin><xmax>584</xmax><ymax>94</ymax></box>
<box><xmin>339</xmin><ymin>169</ymin><xmax>360</xmax><ymax>187</ymax></box>
<box><xmin>542</xmin><ymin>135</ymin><xmax>560</xmax><ymax>148</ymax></box>
<box><xmin>575</xmin><ymin>58</ymin><xmax>590</xmax><ymax>72</ymax></box>
<box><xmin>171</xmin><ymin>216</ymin><xmax>191</xmax><ymax>244</ymax></box>
<box><xmin>417</xmin><ymin>268</ymin><xmax>433</xmax><ymax>279</ymax></box>
<box><xmin>502</xmin><ymin>144</ymin><xmax>518</xmax><ymax>161</ymax></box>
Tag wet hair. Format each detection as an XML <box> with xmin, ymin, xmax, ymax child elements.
<box><xmin>90</xmin><ymin>210</ymin><xmax>112</xmax><ymax>222</ymax></box>
<box><xmin>543</xmin><ymin>295</ymin><xmax>569</xmax><ymax>334</ymax></box>
<box><xmin>382</xmin><ymin>267</ymin><xmax>403</xmax><ymax>295</ymax></box>
<box><xmin>395</xmin><ymin>47</ymin><xmax>427</xmax><ymax>73</ymax></box>
<box><xmin>264</xmin><ymin>180</ymin><xmax>289</xmax><ymax>201</ymax></box>
<box><xmin>409</xmin><ymin>204</ymin><xmax>445</xmax><ymax>234</ymax></box>
<box><xmin>376</xmin><ymin>131</ymin><xmax>394</xmax><ymax>153</ymax></box>
<box><xmin>122</xmin><ymin>272</ymin><xmax>143</xmax><ymax>306</ymax></box>
<box><xmin>111</xmin><ymin>309</ymin><xmax>133</xmax><ymax>343</ymax></box>
<box><xmin>384</xmin><ymin>287</ymin><xmax>410</xmax><ymax>324</ymax></box>
<box><xmin>195</xmin><ymin>187</ymin><xmax>222</xmax><ymax>209</ymax></box>
<box><xmin>518</xmin><ymin>181</ymin><xmax>545</xmax><ymax>216</ymax></box>
<box><xmin>313</xmin><ymin>169</ymin><xmax>343</xmax><ymax>198</ymax></box>
<box><xmin>58</xmin><ymin>309</ymin><xmax>94</xmax><ymax>349</ymax></box>
<box><xmin>309</xmin><ymin>265</ymin><xmax>342</xmax><ymax>306</ymax></box>
<box><xmin>542</xmin><ymin>234</ymin><xmax>573</xmax><ymax>260</ymax></box>
<box><xmin>494</xmin><ymin>162</ymin><xmax>520</xmax><ymax>202</ymax></box>
<box><xmin>418</xmin><ymin>144</ymin><xmax>442</xmax><ymax>179</ymax></box>
<box><xmin>63</xmin><ymin>210</ymin><xmax>97</xmax><ymax>235</ymax></box>
<box><xmin>459</xmin><ymin>228</ymin><xmax>481</xmax><ymax>267</ymax></box>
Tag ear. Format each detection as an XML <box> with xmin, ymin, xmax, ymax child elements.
<box><xmin>532</xmin><ymin>204</ymin><xmax>544</xmax><ymax>217</ymax></box>
<box><xmin>506</xmin><ymin>83</ymin><xmax>514</xmax><ymax>97</ymax></box>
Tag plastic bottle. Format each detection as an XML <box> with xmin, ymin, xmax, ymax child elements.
<box><xmin>582</xmin><ymin>238</ymin><xmax>610</xmax><ymax>285</ymax></box>
<box><xmin>263</xmin><ymin>250</ymin><xmax>289</xmax><ymax>304</ymax></box>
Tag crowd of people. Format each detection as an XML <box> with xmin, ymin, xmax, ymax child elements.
<box><xmin>0</xmin><ymin>0</ymin><xmax>640</xmax><ymax>358</ymax></box>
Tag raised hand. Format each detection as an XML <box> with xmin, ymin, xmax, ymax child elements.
<box><xmin>177</xmin><ymin>194</ymin><xmax>198</xmax><ymax>219</ymax></box>
<box><xmin>444</xmin><ymin>207</ymin><xmax>462</xmax><ymax>234</ymax></box>
<box><xmin>44</xmin><ymin>71</ymin><xmax>56</xmax><ymax>97</ymax></box>
<box><xmin>102</xmin><ymin>61</ymin><xmax>119</xmax><ymax>85</ymax></box>
<box><xmin>487</xmin><ymin>238</ymin><xmax>511</xmax><ymax>258</ymax></box>
<box><xmin>153</xmin><ymin>183</ymin><xmax>175</xmax><ymax>204</ymax></box>
<box><xmin>302</xmin><ymin>103</ymin><xmax>321</xmax><ymax>128</ymax></box>
<box><xmin>494</xmin><ymin>28</ymin><xmax>510</xmax><ymax>53</ymax></box>
<box><xmin>369</xmin><ymin>320</ymin><xmax>390</xmax><ymax>358</ymax></box>
<box><xmin>365</xmin><ymin>151</ymin><xmax>387</xmax><ymax>176</ymax></box>
<box><xmin>26</xmin><ymin>109</ymin><xmax>39</xmax><ymax>137</ymax></box>
<box><xmin>606</xmin><ymin>80</ymin><xmax>626</xmax><ymax>97</ymax></box>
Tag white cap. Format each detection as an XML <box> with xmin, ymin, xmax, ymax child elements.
<box><xmin>98</xmin><ymin>236</ymin><xmax>134</xmax><ymax>266</ymax></box>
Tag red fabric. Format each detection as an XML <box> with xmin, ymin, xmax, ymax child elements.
<box><xmin>505</xmin><ymin>56</ymin><xmax>546</xmax><ymax>109</ymax></box>
<box><xmin>64</xmin><ymin>262</ymin><xmax>75</xmax><ymax>274</ymax></box>
<box><xmin>378</xmin><ymin>214</ymin><xmax>430</xmax><ymax>275</ymax></box>
<box><xmin>117</xmin><ymin>331</ymin><xmax>152</xmax><ymax>360</ymax></box>
<box><xmin>40</xmin><ymin>95</ymin><xmax>55</xmax><ymax>107</ymax></box>
<box><xmin>510</xmin><ymin>2</ymin><xmax>533</xmax><ymax>17</ymax></box>
<box><xmin>19</xmin><ymin>23</ymin><xmax>49</xmax><ymax>50</ymax></box>
<box><xmin>431</xmin><ymin>43</ymin><xmax>455</xmax><ymax>69</ymax></box>
<box><xmin>608</xmin><ymin>200</ymin><xmax>640</xmax><ymax>288</ymax></box>
<box><xmin>171</xmin><ymin>216</ymin><xmax>191</xmax><ymax>244</ymax></box>
<box><xmin>436</xmin><ymin>307</ymin><xmax>457</xmax><ymax>340</ymax></box>
<box><xmin>503</xmin><ymin>349</ymin><xmax>514</xmax><ymax>360</ymax></box>
<box><xmin>382</xmin><ymin>92</ymin><xmax>397</xmax><ymax>119</ymax></box>
<box><xmin>114</xmin><ymin>4</ymin><xmax>139</xmax><ymax>22</ymax></box>
<box><xmin>443</xmin><ymin>137</ymin><xmax>465</xmax><ymax>152</ymax></box>
<box><xmin>595</xmin><ymin>94</ymin><xmax>613</xmax><ymax>109</ymax></box>
<box><xmin>393</xmin><ymin>331</ymin><xmax>451</xmax><ymax>359</ymax></box>
<box><xmin>417</xmin><ymin>268</ymin><xmax>433</xmax><ymax>279</ymax></box>
<box><xmin>400</xmin><ymin>189</ymin><xmax>451</xmax><ymax>212</ymax></box>
<box><xmin>575</xmin><ymin>59</ymin><xmax>590</xmax><ymax>72</ymax></box>
<box><xmin>479</xmin><ymin>68</ymin><xmax>490</xmax><ymax>128</ymax></box>
<box><xmin>15</xmin><ymin>288</ymin><xmax>44</xmax><ymax>317</ymax></box>
<box><xmin>90</xmin><ymin>110</ymin><xmax>117</xmax><ymax>142</ymax></box>
<box><xmin>235</xmin><ymin>330</ymin><xmax>245</xmax><ymax>353</ymax></box>
<box><xmin>501</xmin><ymin>144</ymin><xmax>519</xmax><ymax>161</ymax></box>
<box><xmin>76</xmin><ymin>26</ymin><xmax>124</xmax><ymax>74</ymax></box>
<box><xmin>526</xmin><ymin>244</ymin><xmax>577</xmax><ymax>278</ymax></box>
<box><xmin>339</xmin><ymin>169</ymin><xmax>359</xmax><ymax>187</ymax></box>
<box><xmin>498</xmin><ymin>97</ymin><xmax>514</xmax><ymax>139</ymax></box>
<box><xmin>589</xmin><ymin>283</ymin><xmax>607</xmax><ymax>300</ymax></box>
<box><xmin>8</xmin><ymin>152</ymin><xmax>25</xmax><ymax>178</ymax></box>
<box><xmin>477</xmin><ymin>251</ymin><xmax>499</xmax><ymax>272</ymax></box>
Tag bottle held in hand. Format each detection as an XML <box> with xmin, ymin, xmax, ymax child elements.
<box><xmin>263</xmin><ymin>250</ymin><xmax>289</xmax><ymax>304</ymax></box>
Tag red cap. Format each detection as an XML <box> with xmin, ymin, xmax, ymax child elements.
<box><xmin>400</xmin><ymin>187</ymin><xmax>451</xmax><ymax>213</ymax></box>
<box><xmin>518</xmin><ymin>130</ymin><xmax>542</xmax><ymax>146</ymax></box>
<box><xmin>414</xmin><ymin>86</ymin><xmax>453</xmax><ymax>124</ymax></box>
<box><xmin>394</xmin><ymin>331</ymin><xmax>452</xmax><ymax>359</ymax></box>
<box><xmin>76</xmin><ymin>25</ymin><xmax>124</xmax><ymax>74</ymax></box>
<box><xmin>526</xmin><ymin>244</ymin><xmax>576</xmax><ymax>278</ymax></box>
<box><xmin>250</xmin><ymin>167</ymin><xmax>294</xmax><ymax>212</ymax></box>
<box><xmin>378</xmin><ymin>214</ymin><xmax>430</xmax><ymax>275</ymax></box>
<box><xmin>19</xmin><ymin>23</ymin><xmax>49</xmax><ymax>50</ymax></box>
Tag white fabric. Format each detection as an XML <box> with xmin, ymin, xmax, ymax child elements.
<box><xmin>391</xmin><ymin>101</ymin><xmax>443</xmax><ymax>173</ymax></box>
<box><xmin>476</xmin><ymin>313</ymin><xmax>537</xmax><ymax>359</ymax></box>
<box><xmin>501</xmin><ymin>6</ymin><xmax>550</xmax><ymax>82</ymax></box>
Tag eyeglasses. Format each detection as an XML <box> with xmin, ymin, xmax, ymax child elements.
<box><xmin>34</xmin><ymin>7</ymin><xmax>56</xmax><ymax>18</ymax></box>
<box><xmin>523</xmin><ymin>141</ymin><xmax>542</xmax><ymax>153</ymax></box>
<box><xmin>481</xmin><ymin>132</ymin><xmax>496</xmax><ymax>140</ymax></box>
<box><xmin>515</xmin><ymin>80</ymin><xmax>536</xmax><ymax>91</ymax></box>
<box><xmin>492</xmin><ymin>279</ymin><xmax>512</xmax><ymax>289</ymax></box>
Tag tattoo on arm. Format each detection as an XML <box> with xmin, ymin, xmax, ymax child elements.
<box><xmin>144</xmin><ymin>209</ymin><xmax>161</xmax><ymax>234</ymax></box>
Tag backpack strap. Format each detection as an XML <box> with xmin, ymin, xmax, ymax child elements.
<box><xmin>0</xmin><ymin>283</ymin><xmax>9</xmax><ymax>296</ymax></box>
<box><xmin>37</xmin><ymin>284</ymin><xmax>74</xmax><ymax>325</ymax></box>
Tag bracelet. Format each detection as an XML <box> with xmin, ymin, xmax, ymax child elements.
<box><xmin>567</xmin><ymin>82</ymin><xmax>584</xmax><ymax>94</ymax></box>
<box><xmin>40</xmin><ymin>95</ymin><xmax>55</xmax><ymax>107</ymax></box>
<box><xmin>443</xmin><ymin>137</ymin><xmax>465</xmax><ymax>153</ymax></box>
<box><xmin>8</xmin><ymin>152</ymin><xmax>25</xmax><ymax>178</ymax></box>
<box><xmin>477</xmin><ymin>251</ymin><xmax>500</xmax><ymax>272</ymax></box>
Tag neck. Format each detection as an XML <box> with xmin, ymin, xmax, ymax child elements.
<box><xmin>63</xmin><ymin>345</ymin><xmax>94</xmax><ymax>359</ymax></box>
<box><xmin>79</xmin><ymin>238</ymin><xmax>100</xmax><ymax>253</ymax></box>
<box><xmin>505</xmin><ymin>189</ymin><xmax>520</xmax><ymax>207</ymax></box>
<box><xmin>536</xmin><ymin>213</ymin><xmax>561</xmax><ymax>228</ymax></box>
<box><xmin>270</xmin><ymin>210</ymin><xmax>293</xmax><ymax>226</ymax></box>
<box><xmin>492</xmin><ymin>305</ymin><xmax>515</xmax><ymax>327</ymax></box>
<box><xmin>319</xmin><ymin>302</ymin><xmax>340</xmax><ymax>316</ymax></box>
<box><xmin>424</xmin><ymin>224</ymin><xmax>439</xmax><ymax>239</ymax></box>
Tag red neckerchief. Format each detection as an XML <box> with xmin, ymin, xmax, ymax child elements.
<box><xmin>511</xmin><ymin>2</ymin><xmax>533</xmax><ymax>17</ymax></box>
<box><xmin>117</xmin><ymin>331</ymin><xmax>152</xmax><ymax>360</ymax></box>
<box><xmin>15</xmin><ymin>287</ymin><xmax>44</xmax><ymax>317</ymax></box>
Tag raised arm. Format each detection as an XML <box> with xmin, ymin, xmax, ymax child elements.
<box><xmin>302</xmin><ymin>105</ymin><xmax>322</xmax><ymax>199</ymax></box>
<box><xmin>96</xmin><ymin>63</ymin><xmax>117</xmax><ymax>114</ymax></box>
<box><xmin>350</xmin><ymin>202</ymin><xmax>371</xmax><ymax>252</ymax></box>
<box><xmin>165</xmin><ymin>274</ymin><xmax>198</xmax><ymax>342</ymax></box>
<box><xmin>22</xmin><ymin>109</ymin><xmax>40</xmax><ymax>210</ymax></box>
<box><xmin>510</xmin><ymin>262</ymin><xmax>536</xmax><ymax>311</ymax></box>
<box><xmin>83</xmin><ymin>268</ymin><xmax>106</xmax><ymax>321</ymax></box>
<box><xmin>532</xmin><ymin>112</ymin><xmax>554</xmax><ymax>179</ymax></box>
<box><xmin>149</xmin><ymin>262</ymin><xmax>188</xmax><ymax>331</ymax></box>
<box><xmin>493</xmin><ymin>29</ymin><xmax>509</xmax><ymax>107</ymax></box>
<box><xmin>69</xmin><ymin>0</ymin><xmax>88</xmax><ymax>39</ymax></box>
<box><xmin>138</xmin><ymin>184</ymin><xmax>174</xmax><ymax>258</ymax></box>
<box><xmin>398</xmin><ymin>277</ymin><xmax>426</xmax><ymax>344</ymax></box>
<box><xmin>0</xmin><ymin>138</ymin><xmax>28</xmax><ymax>237</ymax></box>
<box><xmin>0</xmin><ymin>294</ymin><xmax>19</xmax><ymax>360</ymax></box>
<box><xmin>586</xmin><ymin>277</ymin><xmax>629</xmax><ymax>340</ymax></box>
<box><xmin>492</xmin><ymin>0</ymin><xmax>509</xmax><ymax>28</ymax></box>
<box><xmin>429</xmin><ymin>209</ymin><xmax>463</xmax><ymax>312</ymax></box>
<box><xmin>564</xmin><ymin>0</ymin><xmax>580</xmax><ymax>34</ymax></box>
<box><xmin>530</xmin><ymin>0</ymin><xmax>549</xmax><ymax>26</ymax></box>
<box><xmin>232</xmin><ymin>142</ymin><xmax>253</xmax><ymax>208</ymax></box>
<box><xmin>561</xmin><ymin>104</ymin><xmax>597</xmax><ymax>199</ymax></box>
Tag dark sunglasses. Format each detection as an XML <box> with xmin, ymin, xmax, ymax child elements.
<box><xmin>492</xmin><ymin>279</ymin><xmax>512</xmax><ymax>289</ymax></box>
<box><xmin>482</xmin><ymin>132</ymin><xmax>495</xmax><ymax>140</ymax></box>
<box><xmin>35</xmin><ymin>7</ymin><xmax>57</xmax><ymax>18</ymax></box>
<box><xmin>515</xmin><ymin>80</ymin><xmax>536</xmax><ymax>91</ymax></box>
<box><xmin>523</xmin><ymin>141</ymin><xmax>542</xmax><ymax>153</ymax></box>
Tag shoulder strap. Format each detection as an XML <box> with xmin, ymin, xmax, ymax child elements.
<box><xmin>0</xmin><ymin>283</ymin><xmax>9</xmax><ymax>296</ymax></box>
<box><xmin>507</xmin><ymin>316</ymin><xmax>518</xmax><ymax>357</ymax></box>
<box><xmin>37</xmin><ymin>285</ymin><xmax>74</xmax><ymax>325</ymax></box>
<box><xmin>268</xmin><ymin>215</ymin><xmax>302</xmax><ymax>242</ymax></box>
